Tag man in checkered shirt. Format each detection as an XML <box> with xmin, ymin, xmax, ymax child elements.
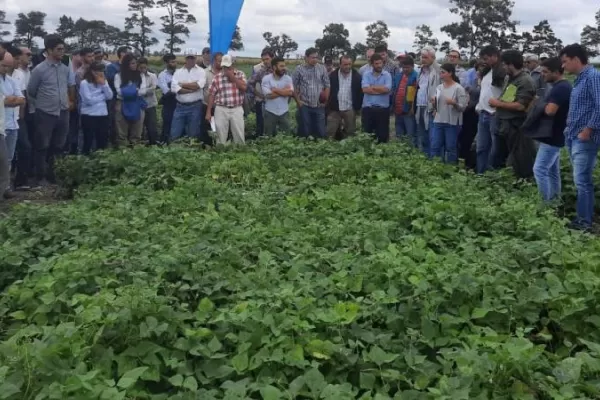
<box><xmin>560</xmin><ymin>44</ymin><xmax>600</xmax><ymax>230</ymax></box>
<box><xmin>292</xmin><ymin>48</ymin><xmax>330</xmax><ymax>138</ymax></box>
<box><xmin>205</xmin><ymin>54</ymin><xmax>247</xmax><ymax>145</ymax></box>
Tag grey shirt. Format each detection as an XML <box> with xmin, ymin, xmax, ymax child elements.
<box><xmin>433</xmin><ymin>82</ymin><xmax>468</xmax><ymax>125</ymax></box>
<box><xmin>292</xmin><ymin>63</ymin><xmax>330</xmax><ymax>108</ymax></box>
<box><xmin>28</xmin><ymin>59</ymin><xmax>75</xmax><ymax>116</ymax></box>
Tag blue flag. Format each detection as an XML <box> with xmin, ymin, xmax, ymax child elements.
<box><xmin>209</xmin><ymin>0</ymin><xmax>244</xmax><ymax>55</ymax></box>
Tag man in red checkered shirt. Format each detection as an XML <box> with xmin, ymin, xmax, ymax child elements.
<box><xmin>205</xmin><ymin>54</ymin><xmax>247</xmax><ymax>145</ymax></box>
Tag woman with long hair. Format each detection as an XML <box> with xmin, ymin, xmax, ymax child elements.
<box><xmin>114</xmin><ymin>53</ymin><xmax>147</xmax><ymax>147</ymax></box>
<box><xmin>429</xmin><ymin>63</ymin><xmax>468</xmax><ymax>164</ymax></box>
<box><xmin>79</xmin><ymin>62</ymin><xmax>113</xmax><ymax>154</ymax></box>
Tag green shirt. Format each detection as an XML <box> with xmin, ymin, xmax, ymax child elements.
<box><xmin>496</xmin><ymin>70</ymin><xmax>535</xmax><ymax>120</ymax></box>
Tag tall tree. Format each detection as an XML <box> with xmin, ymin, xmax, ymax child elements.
<box><xmin>581</xmin><ymin>9</ymin><xmax>600</xmax><ymax>58</ymax></box>
<box><xmin>530</xmin><ymin>20</ymin><xmax>562</xmax><ymax>56</ymax></box>
<box><xmin>441</xmin><ymin>0</ymin><xmax>518</xmax><ymax>58</ymax></box>
<box><xmin>314</xmin><ymin>23</ymin><xmax>352</xmax><ymax>58</ymax></box>
<box><xmin>158</xmin><ymin>0</ymin><xmax>196</xmax><ymax>54</ymax></box>
<box><xmin>439</xmin><ymin>41</ymin><xmax>451</xmax><ymax>54</ymax></box>
<box><xmin>55</xmin><ymin>15</ymin><xmax>75</xmax><ymax>40</ymax></box>
<box><xmin>413</xmin><ymin>24</ymin><xmax>439</xmax><ymax>51</ymax></box>
<box><xmin>365</xmin><ymin>20</ymin><xmax>390</xmax><ymax>48</ymax></box>
<box><xmin>509</xmin><ymin>31</ymin><xmax>533</xmax><ymax>54</ymax></box>
<box><xmin>124</xmin><ymin>0</ymin><xmax>158</xmax><ymax>56</ymax></box>
<box><xmin>207</xmin><ymin>25</ymin><xmax>244</xmax><ymax>51</ymax></box>
<box><xmin>14</xmin><ymin>11</ymin><xmax>47</xmax><ymax>48</ymax></box>
<box><xmin>352</xmin><ymin>42</ymin><xmax>368</xmax><ymax>59</ymax></box>
<box><xmin>0</xmin><ymin>11</ymin><xmax>11</xmax><ymax>41</ymax></box>
<box><xmin>262</xmin><ymin>32</ymin><xmax>298</xmax><ymax>58</ymax></box>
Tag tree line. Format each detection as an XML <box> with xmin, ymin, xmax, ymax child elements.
<box><xmin>0</xmin><ymin>1</ymin><xmax>599</xmax><ymax>59</ymax></box>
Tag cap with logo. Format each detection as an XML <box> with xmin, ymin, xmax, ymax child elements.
<box><xmin>221</xmin><ymin>54</ymin><xmax>233</xmax><ymax>67</ymax></box>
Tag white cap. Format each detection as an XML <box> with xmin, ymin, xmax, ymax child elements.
<box><xmin>221</xmin><ymin>54</ymin><xmax>233</xmax><ymax>67</ymax></box>
<box><xmin>183</xmin><ymin>48</ymin><xmax>197</xmax><ymax>58</ymax></box>
<box><xmin>525</xmin><ymin>54</ymin><xmax>539</xmax><ymax>62</ymax></box>
<box><xmin>540</xmin><ymin>53</ymin><xmax>549</xmax><ymax>59</ymax></box>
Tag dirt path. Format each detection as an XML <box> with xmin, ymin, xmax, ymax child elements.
<box><xmin>0</xmin><ymin>186</ymin><xmax>65</xmax><ymax>214</ymax></box>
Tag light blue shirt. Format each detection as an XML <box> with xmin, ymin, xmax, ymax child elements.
<box><xmin>1</xmin><ymin>74</ymin><xmax>24</xmax><ymax>130</ymax></box>
<box><xmin>361</xmin><ymin>70</ymin><xmax>392</xmax><ymax>108</ymax></box>
<box><xmin>79</xmin><ymin>80</ymin><xmax>113</xmax><ymax>116</ymax></box>
<box><xmin>261</xmin><ymin>73</ymin><xmax>293</xmax><ymax>116</ymax></box>
<box><xmin>157</xmin><ymin>69</ymin><xmax>174</xmax><ymax>94</ymax></box>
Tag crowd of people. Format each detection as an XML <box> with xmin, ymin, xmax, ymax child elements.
<box><xmin>0</xmin><ymin>34</ymin><xmax>599</xmax><ymax>230</ymax></box>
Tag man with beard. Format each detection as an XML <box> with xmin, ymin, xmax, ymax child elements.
<box><xmin>374</xmin><ymin>44</ymin><xmax>399</xmax><ymax>76</ymax></box>
<box><xmin>198</xmin><ymin>48</ymin><xmax>211</xmax><ymax>69</ymax></box>
<box><xmin>475</xmin><ymin>45</ymin><xmax>506</xmax><ymax>174</ymax></box>
<box><xmin>157</xmin><ymin>54</ymin><xmax>178</xmax><ymax>143</ymax></box>
<box><xmin>261</xmin><ymin>57</ymin><xmax>293</xmax><ymax>136</ymax></box>
<box><xmin>361</xmin><ymin>53</ymin><xmax>392</xmax><ymax>143</ymax></box>
<box><xmin>488</xmin><ymin>50</ymin><xmax>536</xmax><ymax>179</ymax></box>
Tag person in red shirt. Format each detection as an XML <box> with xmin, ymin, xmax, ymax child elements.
<box><xmin>205</xmin><ymin>54</ymin><xmax>247</xmax><ymax>145</ymax></box>
<box><xmin>391</xmin><ymin>56</ymin><xmax>419</xmax><ymax>144</ymax></box>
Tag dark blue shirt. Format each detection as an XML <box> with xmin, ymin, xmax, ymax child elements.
<box><xmin>541</xmin><ymin>80</ymin><xmax>571</xmax><ymax>147</ymax></box>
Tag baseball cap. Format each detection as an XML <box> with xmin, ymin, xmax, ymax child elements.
<box><xmin>221</xmin><ymin>54</ymin><xmax>233</xmax><ymax>67</ymax></box>
<box><xmin>525</xmin><ymin>54</ymin><xmax>539</xmax><ymax>62</ymax></box>
<box><xmin>396</xmin><ymin>52</ymin><xmax>408</xmax><ymax>60</ymax></box>
<box><xmin>540</xmin><ymin>53</ymin><xmax>549</xmax><ymax>59</ymax></box>
<box><xmin>183</xmin><ymin>48</ymin><xmax>197</xmax><ymax>58</ymax></box>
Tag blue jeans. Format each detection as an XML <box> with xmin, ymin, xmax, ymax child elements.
<box><xmin>5</xmin><ymin>129</ymin><xmax>18</xmax><ymax>171</ymax></box>
<box><xmin>567</xmin><ymin>137</ymin><xmax>599</xmax><ymax>227</ymax></box>
<box><xmin>395</xmin><ymin>114</ymin><xmax>417</xmax><ymax>145</ymax></box>
<box><xmin>170</xmin><ymin>102</ymin><xmax>201</xmax><ymax>141</ymax></box>
<box><xmin>430</xmin><ymin>123</ymin><xmax>459</xmax><ymax>164</ymax></box>
<box><xmin>416</xmin><ymin>106</ymin><xmax>431</xmax><ymax>156</ymax></box>
<box><xmin>533</xmin><ymin>143</ymin><xmax>562</xmax><ymax>202</ymax></box>
<box><xmin>255</xmin><ymin>101</ymin><xmax>264</xmax><ymax>136</ymax></box>
<box><xmin>299</xmin><ymin>106</ymin><xmax>326</xmax><ymax>138</ymax></box>
<box><xmin>476</xmin><ymin>111</ymin><xmax>497</xmax><ymax>174</ymax></box>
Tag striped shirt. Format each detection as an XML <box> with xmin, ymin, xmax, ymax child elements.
<box><xmin>337</xmin><ymin>71</ymin><xmax>353</xmax><ymax>111</ymax></box>
<box><xmin>292</xmin><ymin>63</ymin><xmax>330</xmax><ymax>108</ymax></box>
<box><xmin>565</xmin><ymin>66</ymin><xmax>600</xmax><ymax>143</ymax></box>
<box><xmin>209</xmin><ymin>70</ymin><xmax>247</xmax><ymax>108</ymax></box>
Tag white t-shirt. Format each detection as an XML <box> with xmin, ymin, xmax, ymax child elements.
<box><xmin>171</xmin><ymin>66</ymin><xmax>206</xmax><ymax>104</ymax></box>
<box><xmin>12</xmin><ymin>68</ymin><xmax>29</xmax><ymax>92</ymax></box>
<box><xmin>476</xmin><ymin>69</ymin><xmax>503</xmax><ymax>114</ymax></box>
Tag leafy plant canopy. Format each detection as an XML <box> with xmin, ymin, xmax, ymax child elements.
<box><xmin>1</xmin><ymin>136</ymin><xmax>600</xmax><ymax>399</ymax></box>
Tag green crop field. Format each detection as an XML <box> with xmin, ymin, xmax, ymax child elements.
<box><xmin>2</xmin><ymin>135</ymin><xmax>600</xmax><ymax>399</ymax></box>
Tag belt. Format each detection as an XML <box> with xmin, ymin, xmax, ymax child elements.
<box><xmin>216</xmin><ymin>104</ymin><xmax>242</xmax><ymax>109</ymax></box>
<box><xmin>177</xmin><ymin>100</ymin><xmax>202</xmax><ymax>106</ymax></box>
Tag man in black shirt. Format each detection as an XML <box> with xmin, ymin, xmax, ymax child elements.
<box><xmin>532</xmin><ymin>57</ymin><xmax>572</xmax><ymax>202</ymax></box>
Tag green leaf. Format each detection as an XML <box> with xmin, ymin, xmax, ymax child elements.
<box><xmin>117</xmin><ymin>366</ymin><xmax>148</xmax><ymax>389</ymax></box>
<box><xmin>9</xmin><ymin>311</ymin><xmax>26</xmax><ymax>320</ymax></box>
<box><xmin>168</xmin><ymin>374</ymin><xmax>184</xmax><ymax>387</ymax></box>
<box><xmin>260</xmin><ymin>385</ymin><xmax>284</xmax><ymax>400</ymax></box>
<box><xmin>367</xmin><ymin>346</ymin><xmax>398</xmax><ymax>366</ymax></box>
<box><xmin>207</xmin><ymin>336</ymin><xmax>223</xmax><ymax>353</ymax></box>
<box><xmin>471</xmin><ymin>308</ymin><xmax>489</xmax><ymax>319</ymax></box>
<box><xmin>231</xmin><ymin>352</ymin><xmax>249</xmax><ymax>372</ymax></box>
<box><xmin>182</xmin><ymin>376</ymin><xmax>198</xmax><ymax>391</ymax></box>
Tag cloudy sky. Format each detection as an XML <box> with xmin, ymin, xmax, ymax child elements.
<box><xmin>3</xmin><ymin>0</ymin><xmax>598</xmax><ymax>57</ymax></box>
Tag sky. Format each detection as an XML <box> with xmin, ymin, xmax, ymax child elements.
<box><xmin>2</xmin><ymin>0</ymin><xmax>599</xmax><ymax>57</ymax></box>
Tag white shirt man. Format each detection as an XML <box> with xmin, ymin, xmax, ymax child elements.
<box><xmin>171</xmin><ymin>62</ymin><xmax>206</xmax><ymax>104</ymax></box>
<box><xmin>169</xmin><ymin>52</ymin><xmax>207</xmax><ymax>141</ymax></box>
